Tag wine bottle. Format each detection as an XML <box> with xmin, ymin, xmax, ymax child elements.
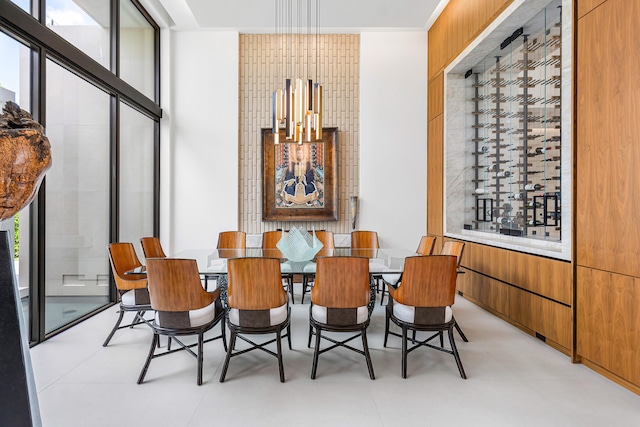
<box><xmin>497</xmin><ymin>171</ymin><xmax>511</xmax><ymax>178</ymax></box>
<box><xmin>527</xmin><ymin>219</ymin><xmax>543</xmax><ymax>226</ymax></box>
<box><xmin>524</xmin><ymin>183</ymin><xmax>543</xmax><ymax>191</ymax></box>
<box><xmin>474</xmin><ymin>188</ymin><xmax>487</xmax><ymax>194</ymax></box>
<box><xmin>477</xmin><ymin>146</ymin><xmax>489</xmax><ymax>154</ymax></box>
<box><xmin>497</xmin><ymin>217</ymin><xmax>510</xmax><ymax>225</ymax></box>
<box><xmin>527</xmin><ymin>201</ymin><xmax>542</xmax><ymax>208</ymax></box>
<box><xmin>510</xmin><ymin>192</ymin><xmax>525</xmax><ymax>200</ymax></box>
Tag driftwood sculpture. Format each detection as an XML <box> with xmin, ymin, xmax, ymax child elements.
<box><xmin>0</xmin><ymin>101</ymin><xmax>52</xmax><ymax>221</ymax></box>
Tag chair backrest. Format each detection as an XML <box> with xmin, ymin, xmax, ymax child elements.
<box><xmin>314</xmin><ymin>230</ymin><xmax>335</xmax><ymax>257</ymax></box>
<box><xmin>261</xmin><ymin>230</ymin><xmax>285</xmax><ymax>258</ymax></box>
<box><xmin>217</xmin><ymin>231</ymin><xmax>246</xmax><ymax>249</ymax></box>
<box><xmin>217</xmin><ymin>231</ymin><xmax>246</xmax><ymax>258</ymax></box>
<box><xmin>140</xmin><ymin>237</ymin><xmax>167</xmax><ymax>259</ymax></box>
<box><xmin>391</xmin><ymin>255</ymin><xmax>458</xmax><ymax>307</ymax></box>
<box><xmin>145</xmin><ymin>258</ymin><xmax>219</xmax><ymax>312</ymax></box>
<box><xmin>440</xmin><ymin>241</ymin><xmax>465</xmax><ymax>269</ymax></box>
<box><xmin>416</xmin><ymin>235</ymin><xmax>437</xmax><ymax>256</ymax></box>
<box><xmin>227</xmin><ymin>257</ymin><xmax>287</xmax><ymax>310</ymax></box>
<box><xmin>351</xmin><ymin>231</ymin><xmax>379</xmax><ymax>258</ymax></box>
<box><xmin>108</xmin><ymin>242</ymin><xmax>147</xmax><ymax>291</ymax></box>
<box><xmin>312</xmin><ymin>257</ymin><xmax>370</xmax><ymax>308</ymax></box>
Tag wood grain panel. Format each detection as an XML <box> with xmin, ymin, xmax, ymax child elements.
<box><xmin>457</xmin><ymin>269</ymin><xmax>509</xmax><ymax>315</ymax></box>
<box><xmin>461</xmin><ymin>242</ymin><xmax>510</xmax><ymax>283</ymax></box>
<box><xmin>427</xmin><ymin>73</ymin><xmax>444</xmax><ymax>121</ymax></box>
<box><xmin>428</xmin><ymin>0</ymin><xmax>513</xmax><ymax>78</ymax></box>
<box><xmin>577</xmin><ymin>0</ymin><xmax>607</xmax><ymax>19</ymax></box>
<box><xmin>427</xmin><ymin>115</ymin><xmax>443</xmax><ymax>237</ymax></box>
<box><xmin>509</xmin><ymin>287</ymin><xmax>572</xmax><ymax>350</ymax></box>
<box><xmin>577</xmin><ymin>267</ymin><xmax>640</xmax><ymax>386</ymax></box>
<box><xmin>576</xmin><ymin>0</ymin><xmax>640</xmax><ymax>277</ymax></box>
<box><xmin>509</xmin><ymin>252</ymin><xmax>572</xmax><ymax>305</ymax></box>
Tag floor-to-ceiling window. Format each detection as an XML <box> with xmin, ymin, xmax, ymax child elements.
<box><xmin>44</xmin><ymin>59</ymin><xmax>111</xmax><ymax>332</ymax></box>
<box><xmin>0</xmin><ymin>30</ymin><xmax>32</xmax><ymax>327</ymax></box>
<box><xmin>0</xmin><ymin>0</ymin><xmax>161</xmax><ymax>343</ymax></box>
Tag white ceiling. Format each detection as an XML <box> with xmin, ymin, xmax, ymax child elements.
<box><xmin>143</xmin><ymin>0</ymin><xmax>448</xmax><ymax>32</ymax></box>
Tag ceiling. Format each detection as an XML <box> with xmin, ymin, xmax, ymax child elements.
<box><xmin>142</xmin><ymin>0</ymin><xmax>447</xmax><ymax>32</ymax></box>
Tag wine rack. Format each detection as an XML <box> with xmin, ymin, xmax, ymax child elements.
<box><xmin>465</xmin><ymin>3</ymin><xmax>562</xmax><ymax>241</ymax></box>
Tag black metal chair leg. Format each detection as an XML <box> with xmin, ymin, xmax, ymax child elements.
<box><xmin>219</xmin><ymin>330</ymin><xmax>237</xmax><ymax>383</ymax></box>
<box><xmin>362</xmin><ymin>329</ymin><xmax>375</xmax><ymax>380</ymax></box>
<box><xmin>197</xmin><ymin>332</ymin><xmax>204</xmax><ymax>385</ymax></box>
<box><xmin>220</xmin><ymin>321</ymin><xmax>228</xmax><ymax>352</ymax></box>
<box><xmin>307</xmin><ymin>323</ymin><xmax>313</xmax><ymax>348</ymax></box>
<box><xmin>103</xmin><ymin>308</ymin><xmax>125</xmax><ymax>347</ymax></box>
<box><xmin>383</xmin><ymin>309</ymin><xmax>390</xmax><ymax>347</ymax></box>
<box><xmin>448</xmin><ymin>328</ymin><xmax>467</xmax><ymax>379</ymax></box>
<box><xmin>276</xmin><ymin>328</ymin><xmax>285</xmax><ymax>383</ymax></box>
<box><xmin>401</xmin><ymin>326</ymin><xmax>408</xmax><ymax>379</ymax></box>
<box><xmin>455</xmin><ymin>320</ymin><xmax>468</xmax><ymax>342</ymax></box>
<box><xmin>138</xmin><ymin>333</ymin><xmax>159</xmax><ymax>384</ymax></box>
<box><xmin>287</xmin><ymin>323</ymin><xmax>292</xmax><ymax>350</ymax></box>
<box><xmin>311</xmin><ymin>328</ymin><xmax>322</xmax><ymax>379</ymax></box>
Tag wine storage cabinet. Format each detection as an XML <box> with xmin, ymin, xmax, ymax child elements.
<box><xmin>466</xmin><ymin>2</ymin><xmax>562</xmax><ymax>240</ymax></box>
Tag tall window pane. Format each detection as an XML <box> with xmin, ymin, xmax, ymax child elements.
<box><xmin>46</xmin><ymin>0</ymin><xmax>110</xmax><ymax>69</ymax></box>
<box><xmin>0</xmin><ymin>31</ymin><xmax>32</xmax><ymax>327</ymax></box>
<box><xmin>10</xmin><ymin>0</ymin><xmax>30</xmax><ymax>13</ymax></box>
<box><xmin>45</xmin><ymin>58</ymin><xmax>110</xmax><ymax>333</ymax></box>
<box><xmin>119</xmin><ymin>102</ymin><xmax>154</xmax><ymax>255</ymax></box>
<box><xmin>120</xmin><ymin>0</ymin><xmax>155</xmax><ymax>99</ymax></box>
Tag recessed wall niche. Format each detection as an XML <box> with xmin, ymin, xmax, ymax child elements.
<box><xmin>444</xmin><ymin>0</ymin><xmax>571</xmax><ymax>260</ymax></box>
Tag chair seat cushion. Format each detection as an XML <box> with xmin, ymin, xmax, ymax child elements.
<box><xmin>382</xmin><ymin>268</ymin><xmax>401</xmax><ymax>286</ymax></box>
<box><xmin>392</xmin><ymin>301</ymin><xmax>453</xmax><ymax>325</ymax></box>
<box><xmin>311</xmin><ymin>304</ymin><xmax>368</xmax><ymax>326</ymax></box>
<box><xmin>121</xmin><ymin>288</ymin><xmax>150</xmax><ymax>307</ymax></box>
<box><xmin>228</xmin><ymin>302</ymin><xmax>288</xmax><ymax>328</ymax></box>
<box><xmin>156</xmin><ymin>299</ymin><xmax>220</xmax><ymax>329</ymax></box>
<box><xmin>368</xmin><ymin>261</ymin><xmax>387</xmax><ymax>273</ymax></box>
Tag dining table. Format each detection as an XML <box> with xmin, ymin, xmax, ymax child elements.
<box><xmin>168</xmin><ymin>247</ymin><xmax>417</xmax><ymax>309</ymax></box>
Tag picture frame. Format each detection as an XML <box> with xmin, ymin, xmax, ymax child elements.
<box><xmin>262</xmin><ymin>127</ymin><xmax>338</xmax><ymax>221</ymax></box>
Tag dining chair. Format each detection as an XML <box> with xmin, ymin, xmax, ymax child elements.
<box><xmin>217</xmin><ymin>231</ymin><xmax>246</xmax><ymax>256</ymax></box>
<box><xmin>262</xmin><ymin>230</ymin><xmax>295</xmax><ymax>303</ymax></box>
<box><xmin>140</xmin><ymin>236</ymin><xmax>167</xmax><ymax>259</ymax></box>
<box><xmin>308</xmin><ymin>256</ymin><xmax>375</xmax><ymax>380</ymax></box>
<box><xmin>205</xmin><ymin>231</ymin><xmax>248</xmax><ymax>289</ymax></box>
<box><xmin>220</xmin><ymin>257</ymin><xmax>291</xmax><ymax>383</ymax></box>
<box><xmin>384</xmin><ymin>255</ymin><xmax>466</xmax><ymax>379</ymax></box>
<box><xmin>300</xmin><ymin>230</ymin><xmax>335</xmax><ymax>304</ymax></box>
<box><xmin>350</xmin><ymin>230</ymin><xmax>379</xmax><ymax>258</ymax></box>
<box><xmin>416</xmin><ymin>235</ymin><xmax>437</xmax><ymax>256</ymax></box>
<box><xmin>103</xmin><ymin>243</ymin><xmax>152</xmax><ymax>347</ymax></box>
<box><xmin>380</xmin><ymin>235</ymin><xmax>438</xmax><ymax>306</ymax></box>
<box><xmin>137</xmin><ymin>258</ymin><xmax>226</xmax><ymax>386</ymax></box>
<box><xmin>440</xmin><ymin>240</ymin><xmax>468</xmax><ymax>342</ymax></box>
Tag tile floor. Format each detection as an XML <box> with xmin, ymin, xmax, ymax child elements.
<box><xmin>31</xmin><ymin>289</ymin><xmax>640</xmax><ymax>427</ymax></box>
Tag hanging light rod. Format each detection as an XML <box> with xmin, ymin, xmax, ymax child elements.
<box><xmin>272</xmin><ymin>0</ymin><xmax>323</xmax><ymax>145</ymax></box>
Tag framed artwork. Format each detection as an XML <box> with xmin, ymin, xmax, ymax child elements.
<box><xmin>262</xmin><ymin>127</ymin><xmax>338</xmax><ymax>221</ymax></box>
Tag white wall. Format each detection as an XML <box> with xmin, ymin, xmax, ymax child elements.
<box><xmin>359</xmin><ymin>32</ymin><xmax>427</xmax><ymax>249</ymax></box>
<box><xmin>161</xmin><ymin>31</ymin><xmax>239</xmax><ymax>253</ymax></box>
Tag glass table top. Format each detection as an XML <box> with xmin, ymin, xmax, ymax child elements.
<box><xmin>170</xmin><ymin>248</ymin><xmax>417</xmax><ymax>275</ymax></box>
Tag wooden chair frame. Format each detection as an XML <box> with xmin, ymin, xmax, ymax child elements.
<box><xmin>307</xmin><ymin>257</ymin><xmax>375</xmax><ymax>380</ymax></box>
<box><xmin>103</xmin><ymin>243</ymin><xmax>152</xmax><ymax>347</ymax></box>
<box><xmin>220</xmin><ymin>257</ymin><xmax>292</xmax><ymax>383</ymax></box>
<box><xmin>137</xmin><ymin>258</ymin><xmax>226</xmax><ymax>386</ymax></box>
<box><xmin>383</xmin><ymin>255</ymin><xmax>466</xmax><ymax>379</ymax></box>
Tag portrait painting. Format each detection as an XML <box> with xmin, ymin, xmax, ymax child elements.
<box><xmin>262</xmin><ymin>127</ymin><xmax>338</xmax><ymax>221</ymax></box>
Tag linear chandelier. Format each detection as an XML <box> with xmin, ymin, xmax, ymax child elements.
<box><xmin>272</xmin><ymin>0</ymin><xmax>323</xmax><ymax>144</ymax></box>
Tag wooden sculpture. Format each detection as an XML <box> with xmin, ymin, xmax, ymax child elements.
<box><xmin>0</xmin><ymin>101</ymin><xmax>52</xmax><ymax>221</ymax></box>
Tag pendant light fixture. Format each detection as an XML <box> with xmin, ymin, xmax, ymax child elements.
<box><xmin>272</xmin><ymin>0</ymin><xmax>323</xmax><ymax>145</ymax></box>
